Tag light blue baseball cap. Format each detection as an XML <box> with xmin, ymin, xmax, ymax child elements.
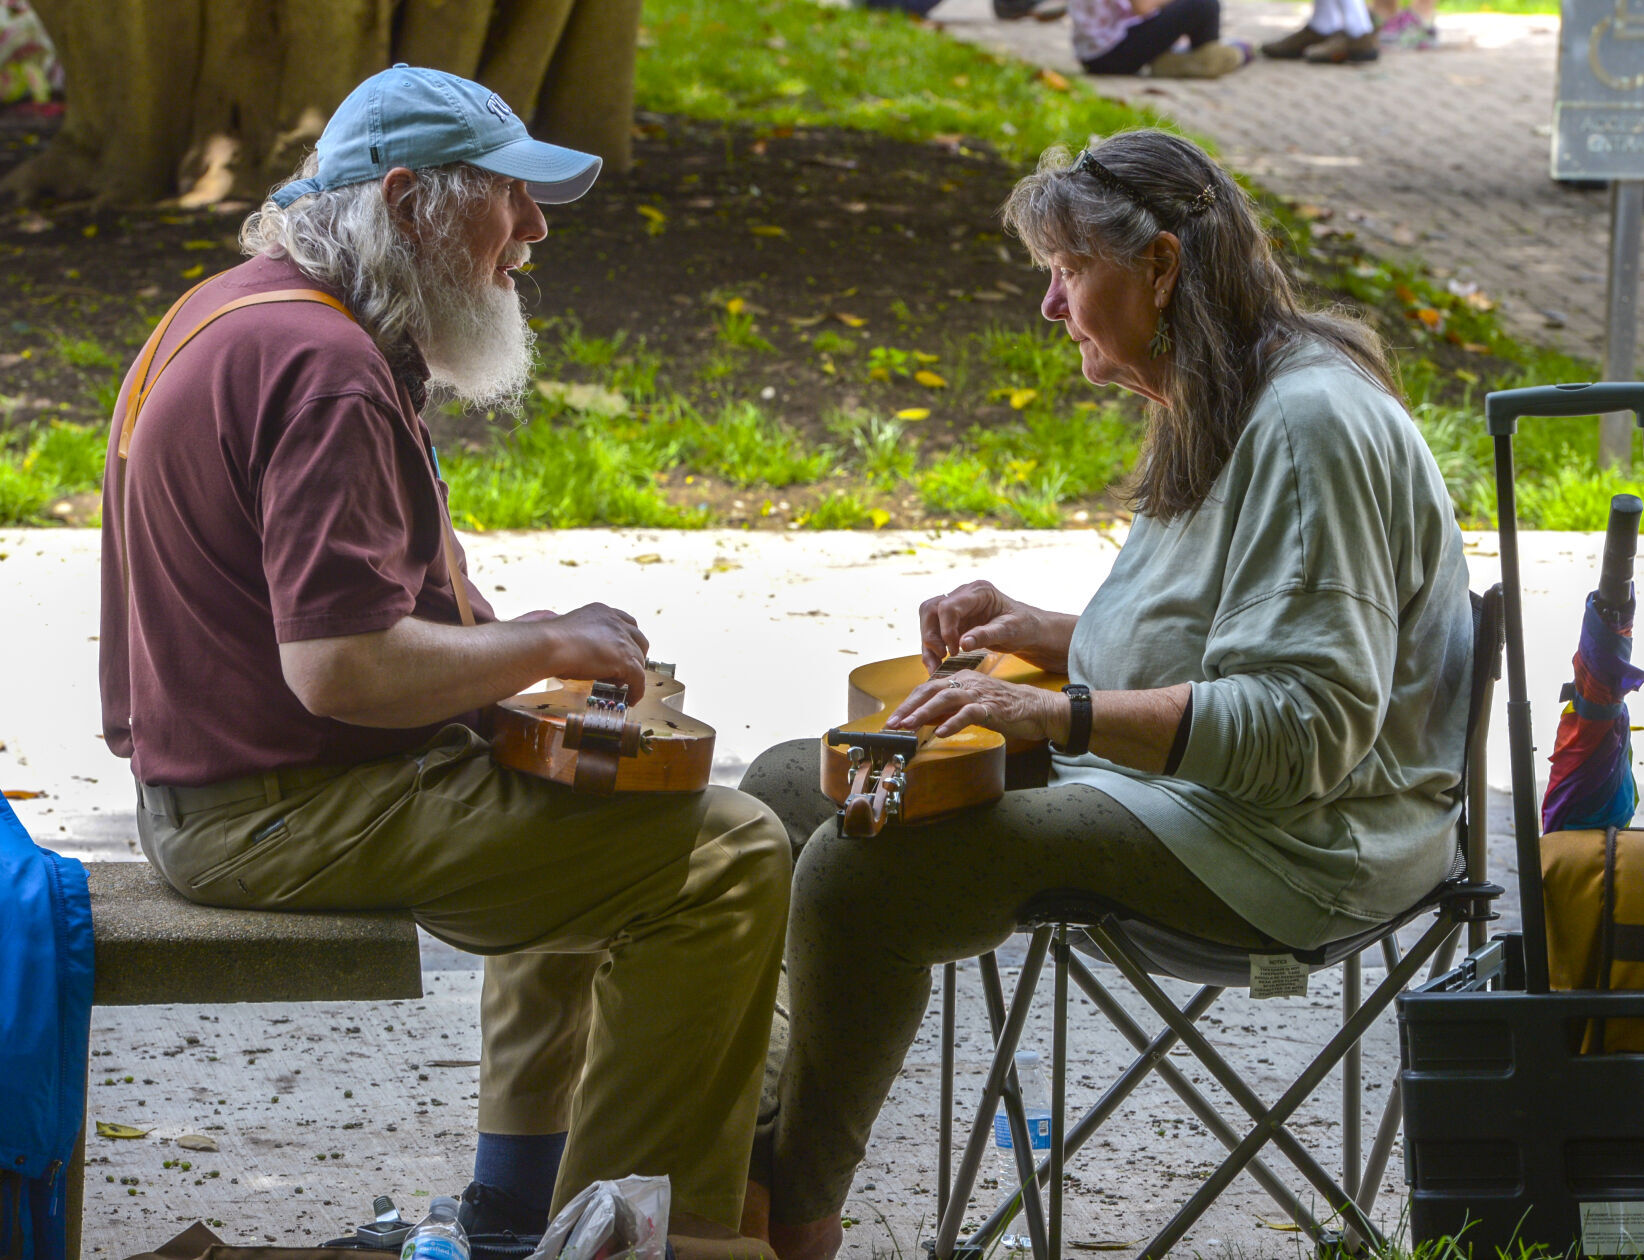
<box><xmin>271</xmin><ymin>64</ymin><xmax>601</xmax><ymax>208</ymax></box>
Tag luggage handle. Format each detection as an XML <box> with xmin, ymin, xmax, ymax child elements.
<box><xmin>1485</xmin><ymin>381</ymin><xmax>1644</xmax><ymax>994</ymax></box>
<box><xmin>1486</xmin><ymin>382</ymin><xmax>1644</xmax><ymax>434</ymax></box>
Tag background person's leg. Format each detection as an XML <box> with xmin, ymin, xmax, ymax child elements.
<box><xmin>1081</xmin><ymin>0</ymin><xmax>1222</xmax><ymax>73</ymax></box>
<box><xmin>766</xmin><ymin>781</ymin><xmax>1265</xmax><ymax>1227</ymax></box>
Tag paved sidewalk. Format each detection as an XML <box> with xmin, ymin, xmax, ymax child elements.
<box><xmin>931</xmin><ymin>0</ymin><xmax>1609</xmax><ymax>361</ymax></box>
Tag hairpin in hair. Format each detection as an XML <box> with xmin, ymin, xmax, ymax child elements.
<box><xmin>1069</xmin><ymin>148</ymin><xmax>1162</xmax><ymax>217</ymax></box>
<box><xmin>1070</xmin><ymin>148</ymin><xmax>1218</xmax><ymax>219</ymax></box>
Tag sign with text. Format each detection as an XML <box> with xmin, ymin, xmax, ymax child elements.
<box><xmin>1556</xmin><ymin>0</ymin><xmax>1644</xmax><ymax>178</ymax></box>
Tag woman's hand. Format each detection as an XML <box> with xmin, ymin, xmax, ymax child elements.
<box><xmin>917</xmin><ymin>580</ymin><xmax>1077</xmax><ymax>675</ymax></box>
<box><xmin>885</xmin><ymin>670</ymin><xmax>1069</xmax><ymax>744</ymax></box>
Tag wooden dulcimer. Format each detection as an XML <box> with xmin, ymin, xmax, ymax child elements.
<box><xmin>821</xmin><ymin>650</ymin><xmax>1067</xmax><ymax>837</ymax></box>
<box><xmin>491</xmin><ymin>661</ymin><xmax>715</xmax><ymax>794</ymax></box>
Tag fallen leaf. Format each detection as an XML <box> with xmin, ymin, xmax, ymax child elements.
<box><xmin>1009</xmin><ymin>388</ymin><xmax>1038</xmax><ymax>410</ymax></box>
<box><xmin>970</xmin><ymin>290</ymin><xmax>1007</xmax><ymax>302</ymax></box>
<box><xmin>636</xmin><ymin>205</ymin><xmax>666</xmax><ymax>224</ymax></box>
<box><xmin>176</xmin><ymin>1134</ymin><xmax>219</xmax><ymax>1152</ymax></box>
<box><xmin>1293</xmin><ymin>203</ymin><xmax>1333</xmax><ymax>221</ymax></box>
<box><xmin>1070</xmin><ymin>1243</ymin><xmax>1142</xmax><ymax>1252</ymax></box>
<box><xmin>181</xmin><ymin>264</ymin><xmax>205</xmax><ymax>280</ymax></box>
<box><xmin>96</xmin><ymin>1122</ymin><xmax>151</xmax><ymax>1140</ymax></box>
<box><xmin>632</xmin><ymin>553</ymin><xmax>664</xmax><ymax>565</ymax></box>
<box><xmin>2</xmin><ymin>790</ymin><xmax>44</xmax><ymax>800</ymax></box>
<box><xmin>426</xmin><ymin>1059</ymin><xmax>481</xmax><ymax>1068</ymax></box>
<box><xmin>1462</xmin><ymin>342</ymin><xmax>1491</xmax><ymax>354</ymax></box>
<box><xmin>832</xmin><ymin>312</ymin><xmax>867</xmax><ymax>328</ymax></box>
<box><xmin>785</xmin><ymin>313</ymin><xmax>825</xmax><ymax>327</ymax></box>
<box><xmin>1260</xmin><ymin>1220</ymin><xmax>1304</xmax><ymax>1232</ymax></box>
<box><xmin>749</xmin><ymin>225</ymin><xmax>787</xmax><ymax>237</ymax></box>
<box><xmin>1038</xmin><ymin>68</ymin><xmax>1071</xmax><ymax>91</ymax></box>
<box><xmin>841</xmin><ymin>201</ymin><xmax>868</xmax><ymax>215</ymax></box>
<box><xmin>1393</xmin><ymin>283</ymin><xmax>1419</xmax><ymax>304</ymax></box>
<box><xmin>895</xmin><ymin>408</ymin><xmax>930</xmax><ymax>421</ymax></box>
<box><xmin>1415</xmin><ymin>307</ymin><xmax>1444</xmax><ymax>329</ymax></box>
<box><xmin>912</xmin><ymin>351</ymin><xmax>940</xmax><ymax>363</ymax></box>
<box><xmin>914</xmin><ymin>370</ymin><xmax>948</xmax><ymax>388</ymax></box>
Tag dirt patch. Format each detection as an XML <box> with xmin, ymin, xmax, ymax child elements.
<box><xmin>3</xmin><ymin>105</ymin><xmax>1132</xmax><ymax>522</ymax></box>
<box><xmin>2</xmin><ymin>102</ymin><xmax>1507</xmax><ymax>529</ymax></box>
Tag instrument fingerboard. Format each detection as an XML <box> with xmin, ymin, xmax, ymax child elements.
<box><xmin>932</xmin><ymin>650</ymin><xmax>988</xmax><ymax>678</ymax></box>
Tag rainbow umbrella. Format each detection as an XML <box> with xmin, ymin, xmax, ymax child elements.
<box><xmin>1542</xmin><ymin>495</ymin><xmax>1644</xmax><ymax>833</ymax></box>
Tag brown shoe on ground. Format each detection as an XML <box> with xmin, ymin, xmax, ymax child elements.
<box><xmin>1147</xmin><ymin>40</ymin><xmax>1246</xmax><ymax>77</ymax></box>
<box><xmin>1303</xmin><ymin>29</ymin><xmax>1381</xmax><ymax>61</ymax></box>
<box><xmin>1260</xmin><ymin>24</ymin><xmax>1328</xmax><ymax>58</ymax></box>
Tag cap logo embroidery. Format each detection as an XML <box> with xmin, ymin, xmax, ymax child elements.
<box><xmin>484</xmin><ymin>93</ymin><xmax>513</xmax><ymax>121</ymax></box>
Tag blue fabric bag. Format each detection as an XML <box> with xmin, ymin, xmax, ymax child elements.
<box><xmin>0</xmin><ymin>794</ymin><xmax>93</xmax><ymax>1260</ymax></box>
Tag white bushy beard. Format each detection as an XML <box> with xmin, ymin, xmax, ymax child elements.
<box><xmin>415</xmin><ymin>241</ymin><xmax>536</xmax><ymax>410</ymax></box>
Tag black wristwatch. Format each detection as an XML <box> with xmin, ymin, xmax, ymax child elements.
<box><xmin>1051</xmin><ymin>684</ymin><xmax>1092</xmax><ymax>755</ymax></box>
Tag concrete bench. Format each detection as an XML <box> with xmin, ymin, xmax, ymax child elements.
<box><xmin>69</xmin><ymin>861</ymin><xmax>422</xmax><ymax>1256</ymax></box>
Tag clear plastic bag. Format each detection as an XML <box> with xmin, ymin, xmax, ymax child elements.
<box><xmin>528</xmin><ymin>1175</ymin><xmax>670</xmax><ymax>1260</ymax></box>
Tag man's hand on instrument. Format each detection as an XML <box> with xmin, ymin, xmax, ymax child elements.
<box><xmin>886</xmin><ymin>669</ymin><xmax>1069</xmax><ymax>744</ymax></box>
<box><xmin>538</xmin><ymin>602</ymin><xmax>650</xmax><ymax>701</ymax></box>
<box><xmin>917</xmin><ymin>580</ymin><xmax>1075</xmax><ymax>675</ymax></box>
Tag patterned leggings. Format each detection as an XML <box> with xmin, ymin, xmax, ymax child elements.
<box><xmin>738</xmin><ymin>738</ymin><xmax>1263</xmax><ymax>1224</ymax></box>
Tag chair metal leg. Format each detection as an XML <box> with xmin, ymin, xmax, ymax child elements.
<box><xmin>954</xmin><ymin>981</ymin><xmax>1226</xmax><ymax>1250</ymax></box>
<box><xmin>1353</xmin><ymin>922</ymin><xmax>1465</xmax><ymax>1220</ymax></box>
<box><xmin>1342</xmin><ymin>951</ymin><xmax>1362</xmax><ymax>1201</ymax></box>
<box><xmin>1064</xmin><ymin>952</ymin><xmax>1325</xmax><ymax>1240</ymax></box>
<box><xmin>933</xmin><ymin>930</ymin><xmax>1052</xmax><ymax>1260</ymax></box>
<box><xmin>1049</xmin><ymin>925</ymin><xmax>1069</xmax><ymax>1260</ymax></box>
<box><xmin>1090</xmin><ymin>914</ymin><xmax>1461</xmax><ymax>1257</ymax></box>
<box><xmin>939</xmin><ymin>961</ymin><xmax>956</xmax><ymax>1230</ymax></box>
<box><xmin>983</xmin><ymin>950</ymin><xmax>1053</xmax><ymax>1260</ymax></box>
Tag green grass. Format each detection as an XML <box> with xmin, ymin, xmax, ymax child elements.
<box><xmin>636</xmin><ymin>0</ymin><xmax>1157</xmax><ymax>168</ymax></box>
<box><xmin>1435</xmin><ymin>0</ymin><xmax>1557</xmax><ymax>13</ymax></box>
<box><xmin>0</xmin><ymin>420</ymin><xmax>106</xmax><ymax>525</ymax></box>
<box><xmin>0</xmin><ymin>0</ymin><xmax>1607</xmax><ymax>528</ymax></box>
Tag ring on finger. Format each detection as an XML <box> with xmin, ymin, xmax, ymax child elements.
<box><xmin>947</xmin><ymin>678</ymin><xmax>963</xmax><ymax>690</ymax></box>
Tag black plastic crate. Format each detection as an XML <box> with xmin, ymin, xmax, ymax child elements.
<box><xmin>1399</xmin><ymin>934</ymin><xmax>1644</xmax><ymax>1257</ymax></box>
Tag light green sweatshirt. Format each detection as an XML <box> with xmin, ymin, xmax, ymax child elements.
<box><xmin>1052</xmin><ymin>341</ymin><xmax>1472</xmax><ymax>949</ymax></box>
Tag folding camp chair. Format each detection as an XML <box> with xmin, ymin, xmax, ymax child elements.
<box><xmin>930</xmin><ymin>584</ymin><xmax>1507</xmax><ymax>1260</ymax></box>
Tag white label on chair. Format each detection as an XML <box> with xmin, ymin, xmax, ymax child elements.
<box><xmin>1581</xmin><ymin>1202</ymin><xmax>1644</xmax><ymax>1254</ymax></box>
<box><xmin>1249</xmin><ymin>953</ymin><xmax>1310</xmax><ymax>998</ymax></box>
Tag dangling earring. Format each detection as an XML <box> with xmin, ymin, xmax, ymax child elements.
<box><xmin>1148</xmin><ymin>308</ymin><xmax>1172</xmax><ymax>359</ymax></box>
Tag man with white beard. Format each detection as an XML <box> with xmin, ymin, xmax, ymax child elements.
<box><xmin>99</xmin><ymin>66</ymin><xmax>789</xmax><ymax>1260</ymax></box>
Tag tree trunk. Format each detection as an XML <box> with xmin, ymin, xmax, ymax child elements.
<box><xmin>3</xmin><ymin>0</ymin><xmax>638</xmax><ymax>206</ymax></box>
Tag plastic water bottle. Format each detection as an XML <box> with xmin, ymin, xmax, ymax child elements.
<box><xmin>992</xmin><ymin>1049</ymin><xmax>1053</xmax><ymax>1250</ymax></box>
<box><xmin>400</xmin><ymin>1196</ymin><xmax>470</xmax><ymax>1260</ymax></box>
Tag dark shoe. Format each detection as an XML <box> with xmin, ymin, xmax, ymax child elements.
<box><xmin>1303</xmin><ymin>29</ymin><xmax>1381</xmax><ymax>61</ymax></box>
<box><xmin>994</xmin><ymin>0</ymin><xmax>1068</xmax><ymax>19</ymax></box>
<box><xmin>457</xmin><ymin>1180</ymin><xmax>550</xmax><ymax>1238</ymax></box>
<box><xmin>1260</xmin><ymin>24</ymin><xmax>1329</xmax><ymax>57</ymax></box>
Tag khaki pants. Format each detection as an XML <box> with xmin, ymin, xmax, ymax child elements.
<box><xmin>137</xmin><ymin>724</ymin><xmax>791</xmax><ymax>1229</ymax></box>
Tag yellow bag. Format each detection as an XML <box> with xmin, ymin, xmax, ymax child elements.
<box><xmin>1541</xmin><ymin>827</ymin><xmax>1644</xmax><ymax>1052</ymax></box>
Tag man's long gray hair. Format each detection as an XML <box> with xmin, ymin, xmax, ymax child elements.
<box><xmin>241</xmin><ymin>156</ymin><xmax>534</xmax><ymax>407</ymax></box>
<box><xmin>1002</xmin><ymin>129</ymin><xmax>1397</xmax><ymax>522</ymax></box>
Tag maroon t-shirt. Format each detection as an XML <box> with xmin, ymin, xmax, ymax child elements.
<box><xmin>100</xmin><ymin>255</ymin><xmax>495</xmax><ymax>786</ymax></box>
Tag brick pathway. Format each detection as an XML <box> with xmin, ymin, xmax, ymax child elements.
<box><xmin>929</xmin><ymin>0</ymin><xmax>1613</xmax><ymax>361</ymax></box>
